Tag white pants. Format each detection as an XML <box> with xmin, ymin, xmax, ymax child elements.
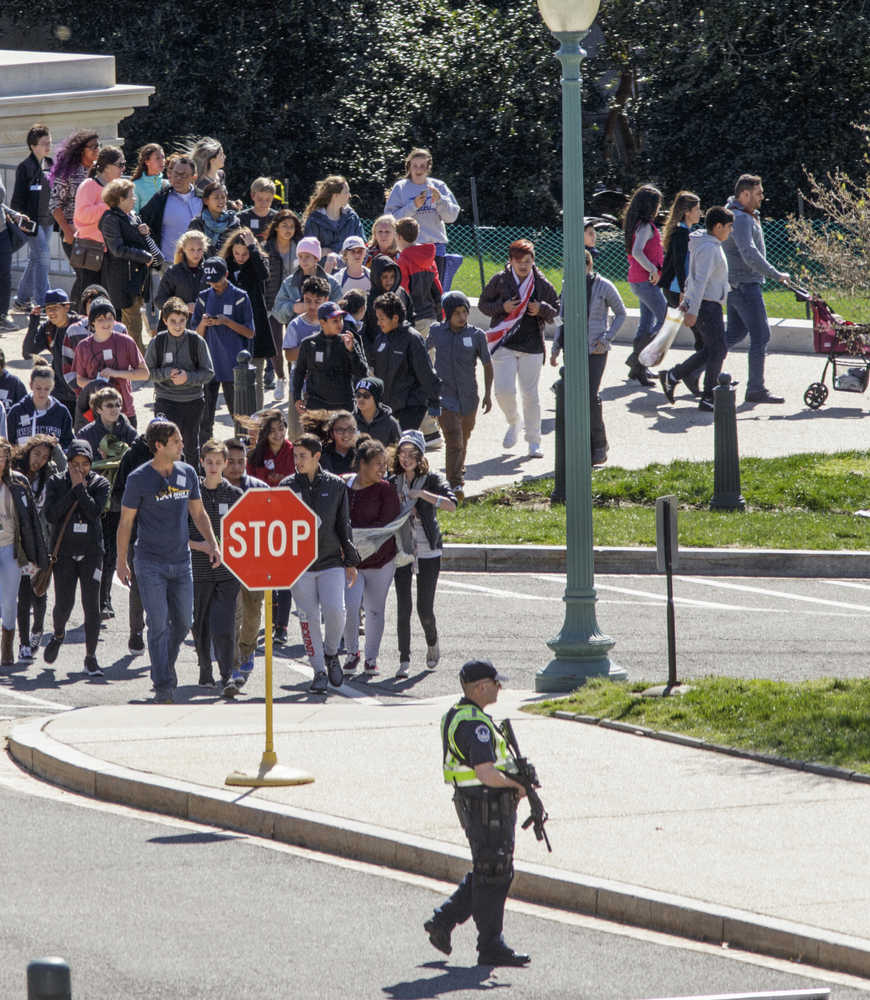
<box><xmin>343</xmin><ymin>559</ymin><xmax>395</xmax><ymax>665</ymax></box>
<box><xmin>492</xmin><ymin>348</ymin><xmax>543</xmax><ymax>444</ymax></box>
<box><xmin>291</xmin><ymin>566</ymin><xmax>346</xmax><ymax>674</ymax></box>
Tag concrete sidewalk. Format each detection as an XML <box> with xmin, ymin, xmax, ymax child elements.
<box><xmin>8</xmin><ymin>691</ymin><xmax>870</xmax><ymax>978</ymax></box>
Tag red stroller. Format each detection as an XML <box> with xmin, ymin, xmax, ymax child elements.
<box><xmin>799</xmin><ymin>288</ymin><xmax>870</xmax><ymax>409</ymax></box>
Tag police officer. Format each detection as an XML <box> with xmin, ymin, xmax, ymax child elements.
<box><xmin>425</xmin><ymin>658</ymin><xmax>531</xmax><ymax>967</ymax></box>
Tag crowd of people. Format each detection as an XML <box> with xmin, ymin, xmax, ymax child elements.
<box><xmin>0</xmin><ymin>122</ymin><xmax>791</xmax><ymax>700</ymax></box>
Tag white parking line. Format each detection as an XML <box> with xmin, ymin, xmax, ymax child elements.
<box><xmin>676</xmin><ymin>576</ymin><xmax>870</xmax><ymax>613</ymax></box>
<box><xmin>439</xmin><ymin>579</ymin><xmax>551</xmax><ymax>601</ymax></box>
<box><xmin>0</xmin><ymin>687</ymin><xmax>71</xmax><ymax>711</ymax></box>
<box><xmin>821</xmin><ymin>580</ymin><xmax>870</xmax><ymax>592</ymax></box>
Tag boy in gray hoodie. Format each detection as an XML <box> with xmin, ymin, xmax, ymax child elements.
<box><xmin>659</xmin><ymin>206</ymin><xmax>734</xmax><ymax>411</ymax></box>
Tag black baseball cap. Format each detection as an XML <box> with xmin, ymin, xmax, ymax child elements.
<box><xmin>459</xmin><ymin>659</ymin><xmax>508</xmax><ymax>685</ymax></box>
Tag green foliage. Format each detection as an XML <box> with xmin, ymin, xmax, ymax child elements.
<box><xmin>6</xmin><ymin>0</ymin><xmax>567</xmax><ymax>225</ymax></box>
<box><xmin>526</xmin><ymin>676</ymin><xmax>870</xmax><ymax>773</ymax></box>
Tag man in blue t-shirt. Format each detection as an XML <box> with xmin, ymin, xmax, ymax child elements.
<box><xmin>117</xmin><ymin>419</ymin><xmax>220</xmax><ymax>703</ymax></box>
<box><xmin>192</xmin><ymin>256</ymin><xmax>255</xmax><ymax>441</ymax></box>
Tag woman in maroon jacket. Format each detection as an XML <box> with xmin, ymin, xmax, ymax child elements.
<box><xmin>342</xmin><ymin>437</ymin><xmax>400</xmax><ymax>677</ymax></box>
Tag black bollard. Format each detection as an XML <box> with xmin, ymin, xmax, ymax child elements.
<box><xmin>550</xmin><ymin>365</ymin><xmax>565</xmax><ymax>504</ymax></box>
<box><xmin>710</xmin><ymin>372</ymin><xmax>745</xmax><ymax>511</ymax></box>
<box><xmin>233</xmin><ymin>349</ymin><xmax>256</xmax><ymax>437</ymax></box>
<box><xmin>27</xmin><ymin>957</ymin><xmax>71</xmax><ymax>999</ymax></box>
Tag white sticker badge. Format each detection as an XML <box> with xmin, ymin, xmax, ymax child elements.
<box><xmin>73</xmin><ymin>522</ymin><xmax>87</xmax><ymax>533</ymax></box>
<box><xmin>164</xmin><ymin>352</ymin><xmax>173</xmax><ymax>362</ymax></box>
<box><xmin>102</xmin><ymin>349</ymin><xmax>114</xmax><ymax>361</ymax></box>
<box><xmin>219</xmin><ymin>503</ymin><xmax>229</xmax><ymax>515</ymax></box>
<box><xmin>315</xmin><ymin>352</ymin><xmax>324</xmax><ymax>364</ymax></box>
<box><xmin>463</xmin><ymin>337</ymin><xmax>472</xmax><ymax>347</ymax></box>
<box><xmin>176</xmin><ymin>475</ymin><xmax>186</xmax><ymax>487</ymax></box>
<box><xmin>223</xmin><ymin>304</ymin><xmax>233</xmax><ymax>315</ymax></box>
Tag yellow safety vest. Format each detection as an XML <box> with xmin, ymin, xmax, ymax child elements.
<box><xmin>441</xmin><ymin>702</ymin><xmax>513</xmax><ymax>786</ymax></box>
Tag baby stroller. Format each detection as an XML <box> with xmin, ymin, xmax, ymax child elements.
<box><xmin>799</xmin><ymin>288</ymin><xmax>870</xmax><ymax>409</ymax></box>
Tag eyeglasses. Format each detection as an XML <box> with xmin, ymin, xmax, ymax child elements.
<box><xmin>333</xmin><ymin>426</ymin><xmax>356</xmax><ymax>436</ymax></box>
<box><xmin>354</xmin><ymin>391</ymin><xmax>372</xmax><ymax>399</ymax></box>
<box><xmin>116</xmin><ymin>161</ymin><xmax>126</xmax><ymax>169</ymax></box>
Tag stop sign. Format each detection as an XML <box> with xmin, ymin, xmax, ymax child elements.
<box><xmin>220</xmin><ymin>488</ymin><xmax>318</xmax><ymax>590</ymax></box>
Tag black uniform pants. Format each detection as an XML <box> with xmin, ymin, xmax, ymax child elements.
<box><xmin>100</xmin><ymin>510</ymin><xmax>119</xmax><ymax>612</ymax></box>
<box><xmin>52</xmin><ymin>553</ymin><xmax>102</xmax><ymax>657</ymax></box>
<box><xmin>200</xmin><ymin>380</ymin><xmax>235</xmax><ymax>445</ymax></box>
<box><xmin>435</xmin><ymin>788</ymin><xmax>517</xmax><ymax>953</ymax></box>
<box><xmin>193</xmin><ymin>576</ymin><xmax>240</xmax><ymax>682</ymax></box>
<box><xmin>17</xmin><ymin>575</ymin><xmax>46</xmax><ymax>645</ymax></box>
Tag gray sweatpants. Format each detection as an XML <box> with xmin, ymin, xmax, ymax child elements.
<box><xmin>343</xmin><ymin>559</ymin><xmax>395</xmax><ymax>665</ymax></box>
<box><xmin>291</xmin><ymin>566</ymin><xmax>346</xmax><ymax>674</ymax></box>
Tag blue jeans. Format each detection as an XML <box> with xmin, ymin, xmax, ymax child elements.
<box><xmin>0</xmin><ymin>228</ymin><xmax>12</xmax><ymax>317</ymax></box>
<box><xmin>134</xmin><ymin>555</ymin><xmax>194</xmax><ymax>694</ymax></box>
<box><xmin>15</xmin><ymin>223</ymin><xmax>52</xmax><ymax>306</ymax></box>
<box><xmin>627</xmin><ymin>279</ymin><xmax>667</xmax><ymax>370</ymax></box>
<box><xmin>726</xmin><ymin>282</ymin><xmax>770</xmax><ymax>394</ymax></box>
<box><xmin>0</xmin><ymin>544</ymin><xmax>22</xmax><ymax>630</ymax></box>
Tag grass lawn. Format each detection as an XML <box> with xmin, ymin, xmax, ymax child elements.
<box><xmin>440</xmin><ymin>452</ymin><xmax>870</xmax><ymax>550</ymax></box>
<box><xmin>525</xmin><ymin>676</ymin><xmax>870</xmax><ymax>774</ymax></box>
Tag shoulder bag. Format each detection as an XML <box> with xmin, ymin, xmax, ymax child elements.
<box><xmin>70</xmin><ymin>236</ymin><xmax>104</xmax><ymax>271</ymax></box>
<box><xmin>30</xmin><ymin>501</ymin><xmax>78</xmax><ymax>597</ymax></box>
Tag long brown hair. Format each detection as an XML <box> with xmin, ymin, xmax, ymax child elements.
<box><xmin>662</xmin><ymin>190</ymin><xmax>700</xmax><ymax>251</ymax></box>
<box><xmin>0</xmin><ymin>438</ymin><xmax>14</xmax><ymax>486</ymax></box>
<box><xmin>303</xmin><ymin>175</ymin><xmax>348</xmax><ymax>222</ymax></box>
<box><xmin>390</xmin><ymin>444</ymin><xmax>428</xmax><ymax>479</ymax></box>
<box><xmin>131</xmin><ymin>142</ymin><xmax>164</xmax><ymax>180</ymax></box>
<box><xmin>263</xmin><ymin>209</ymin><xmax>303</xmax><ymax>245</ymax></box>
<box><xmin>249</xmin><ymin>410</ymin><xmax>288</xmax><ymax>467</ymax></box>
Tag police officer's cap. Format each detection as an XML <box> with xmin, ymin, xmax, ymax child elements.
<box><xmin>460</xmin><ymin>659</ymin><xmax>508</xmax><ymax>685</ymax></box>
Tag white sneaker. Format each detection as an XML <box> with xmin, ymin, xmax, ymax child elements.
<box><xmin>395</xmin><ymin>661</ymin><xmax>410</xmax><ymax>679</ymax></box>
<box><xmin>19</xmin><ymin>645</ymin><xmax>32</xmax><ymax>661</ymax></box>
<box><xmin>528</xmin><ymin>442</ymin><xmax>543</xmax><ymax>458</ymax></box>
<box><xmin>502</xmin><ymin>423</ymin><xmax>519</xmax><ymax>449</ymax></box>
<box><xmin>426</xmin><ymin>642</ymin><xmax>440</xmax><ymax>669</ymax></box>
<box><xmin>274</xmin><ymin>378</ymin><xmax>286</xmax><ymax>401</ymax></box>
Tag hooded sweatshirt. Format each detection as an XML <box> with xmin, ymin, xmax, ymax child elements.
<box><xmin>681</xmin><ymin>230</ymin><xmax>730</xmax><ymax>315</ymax></box>
<box><xmin>722</xmin><ymin>196</ymin><xmax>784</xmax><ymax>286</ymax></box>
<box><xmin>363</xmin><ymin>255</ymin><xmax>415</xmax><ymax>355</ymax></box>
<box><xmin>397</xmin><ymin>243</ymin><xmax>442</xmax><ymax>321</ymax></box>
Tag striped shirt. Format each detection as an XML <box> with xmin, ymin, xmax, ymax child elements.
<box><xmin>189</xmin><ymin>477</ymin><xmax>242</xmax><ymax>582</ymax></box>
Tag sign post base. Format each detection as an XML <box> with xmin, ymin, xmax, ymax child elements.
<box><xmin>226</xmin><ymin>758</ymin><xmax>314</xmax><ymax>788</ymax></box>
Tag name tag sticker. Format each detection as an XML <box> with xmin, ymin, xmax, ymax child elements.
<box><xmin>219</xmin><ymin>503</ymin><xmax>229</xmax><ymax>515</ymax></box>
<box><xmin>20</xmin><ymin>414</ymin><xmax>30</xmax><ymax>424</ymax></box>
<box><xmin>176</xmin><ymin>475</ymin><xmax>186</xmax><ymax>487</ymax></box>
<box><xmin>102</xmin><ymin>349</ymin><xmax>113</xmax><ymax>361</ymax></box>
<box><xmin>164</xmin><ymin>352</ymin><xmax>173</xmax><ymax>362</ymax></box>
<box><xmin>30</xmin><ymin>184</ymin><xmax>42</xmax><ymax>191</ymax></box>
<box><xmin>463</xmin><ymin>337</ymin><xmax>472</xmax><ymax>347</ymax></box>
<box><xmin>73</xmin><ymin>522</ymin><xmax>87</xmax><ymax>533</ymax></box>
<box><xmin>264</xmin><ymin>459</ymin><xmax>275</xmax><ymax>470</ymax></box>
<box><xmin>250</xmin><ymin>218</ymin><xmax>259</xmax><ymax>229</ymax></box>
<box><xmin>223</xmin><ymin>305</ymin><xmax>233</xmax><ymax>316</ymax></box>
<box><xmin>315</xmin><ymin>351</ymin><xmax>324</xmax><ymax>363</ymax></box>
<box><xmin>0</xmin><ymin>390</ymin><xmax>8</xmax><ymax>400</ymax></box>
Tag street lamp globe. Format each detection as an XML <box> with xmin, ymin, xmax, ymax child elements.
<box><xmin>537</xmin><ymin>0</ymin><xmax>600</xmax><ymax>32</ymax></box>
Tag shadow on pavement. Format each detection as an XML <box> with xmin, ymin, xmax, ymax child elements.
<box><xmin>147</xmin><ymin>832</ymin><xmax>243</xmax><ymax>845</ymax></box>
<box><xmin>382</xmin><ymin>962</ymin><xmax>506</xmax><ymax>998</ymax></box>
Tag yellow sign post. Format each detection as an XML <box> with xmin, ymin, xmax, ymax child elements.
<box><xmin>225</xmin><ymin>588</ymin><xmax>314</xmax><ymax>788</ymax></box>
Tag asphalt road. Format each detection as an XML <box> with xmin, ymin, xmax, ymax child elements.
<box><xmin>0</xmin><ymin>752</ymin><xmax>865</xmax><ymax>1000</ymax></box>
<box><xmin>1</xmin><ymin>571</ymin><xmax>869</xmax><ymax>720</ymax></box>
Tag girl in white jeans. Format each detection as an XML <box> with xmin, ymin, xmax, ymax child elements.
<box><xmin>342</xmin><ymin>438</ymin><xmax>400</xmax><ymax>675</ymax></box>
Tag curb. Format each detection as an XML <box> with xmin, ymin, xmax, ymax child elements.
<box><xmin>551</xmin><ymin>712</ymin><xmax>870</xmax><ymax>785</ymax></box>
<box><xmin>441</xmin><ymin>544</ymin><xmax>870</xmax><ymax>578</ymax></box>
<box><xmin>7</xmin><ymin>714</ymin><xmax>870</xmax><ymax>980</ymax></box>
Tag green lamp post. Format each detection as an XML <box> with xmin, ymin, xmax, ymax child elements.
<box><xmin>535</xmin><ymin>0</ymin><xmax>625</xmax><ymax>691</ymax></box>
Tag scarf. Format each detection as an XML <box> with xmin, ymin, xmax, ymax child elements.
<box><xmin>486</xmin><ymin>268</ymin><xmax>536</xmax><ymax>354</ymax></box>
<box><xmin>201</xmin><ymin>210</ymin><xmax>234</xmax><ymax>245</ymax></box>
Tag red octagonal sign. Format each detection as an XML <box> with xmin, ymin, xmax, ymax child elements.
<box><xmin>221</xmin><ymin>488</ymin><xmax>318</xmax><ymax>591</ymax></box>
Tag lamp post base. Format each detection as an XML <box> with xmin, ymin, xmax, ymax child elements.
<box><xmin>537</xmin><ymin>629</ymin><xmax>625</xmax><ymax>692</ymax></box>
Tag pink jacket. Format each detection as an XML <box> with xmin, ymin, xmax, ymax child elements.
<box><xmin>73</xmin><ymin>177</ymin><xmax>108</xmax><ymax>246</ymax></box>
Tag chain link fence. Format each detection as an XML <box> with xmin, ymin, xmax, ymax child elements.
<box><xmin>360</xmin><ymin>217</ymin><xmax>868</xmax><ymax>325</ymax></box>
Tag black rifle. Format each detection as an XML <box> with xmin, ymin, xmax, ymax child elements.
<box><xmin>500</xmin><ymin>718</ymin><xmax>551</xmax><ymax>852</ymax></box>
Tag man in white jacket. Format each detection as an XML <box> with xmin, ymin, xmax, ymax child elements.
<box><xmin>659</xmin><ymin>206</ymin><xmax>734</xmax><ymax>412</ymax></box>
